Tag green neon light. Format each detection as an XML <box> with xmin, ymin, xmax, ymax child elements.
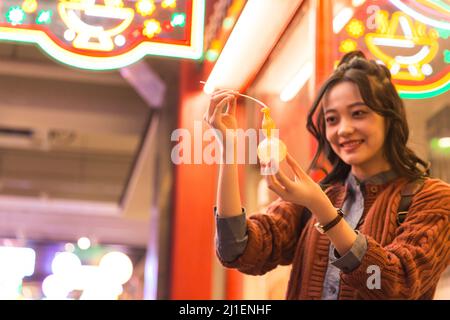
<box><xmin>0</xmin><ymin>29</ymin><xmax>204</xmax><ymax>70</ymax></box>
<box><xmin>389</xmin><ymin>0</ymin><xmax>450</xmax><ymax>30</ymax></box>
<box><xmin>428</xmin><ymin>0</ymin><xmax>450</xmax><ymax>13</ymax></box>
<box><xmin>171</xmin><ymin>13</ymin><xmax>186</xmax><ymax>27</ymax></box>
<box><xmin>36</xmin><ymin>10</ymin><xmax>53</xmax><ymax>25</ymax></box>
<box><xmin>430</xmin><ymin>137</ymin><xmax>450</xmax><ymax>154</ymax></box>
<box><xmin>205</xmin><ymin>49</ymin><xmax>219</xmax><ymax>61</ymax></box>
<box><xmin>444</xmin><ymin>50</ymin><xmax>450</xmax><ymax>64</ymax></box>
<box><xmin>437</xmin><ymin>28</ymin><xmax>450</xmax><ymax>39</ymax></box>
<box><xmin>399</xmin><ymin>81</ymin><xmax>450</xmax><ymax>99</ymax></box>
<box><xmin>222</xmin><ymin>17</ymin><xmax>235</xmax><ymax>29</ymax></box>
<box><xmin>6</xmin><ymin>6</ymin><xmax>26</xmax><ymax>25</ymax></box>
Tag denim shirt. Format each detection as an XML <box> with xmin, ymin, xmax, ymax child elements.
<box><xmin>322</xmin><ymin>173</ymin><xmax>365</xmax><ymax>299</ymax></box>
<box><xmin>215</xmin><ymin>170</ymin><xmax>398</xmax><ymax>299</ymax></box>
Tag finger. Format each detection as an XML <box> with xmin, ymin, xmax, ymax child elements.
<box><xmin>225</xmin><ymin>94</ymin><xmax>237</xmax><ymax>115</ymax></box>
<box><xmin>275</xmin><ymin>168</ymin><xmax>295</xmax><ymax>190</ymax></box>
<box><xmin>209</xmin><ymin>98</ymin><xmax>225</xmax><ymax>127</ymax></box>
<box><xmin>286</xmin><ymin>153</ymin><xmax>308</xmax><ymax>179</ymax></box>
<box><xmin>211</xmin><ymin>94</ymin><xmax>233</xmax><ymax>117</ymax></box>
<box><xmin>202</xmin><ymin>109</ymin><xmax>211</xmax><ymax>122</ymax></box>
<box><xmin>208</xmin><ymin>92</ymin><xmax>238</xmax><ymax>119</ymax></box>
<box><xmin>265</xmin><ymin>174</ymin><xmax>286</xmax><ymax>197</ymax></box>
<box><xmin>207</xmin><ymin>91</ymin><xmax>232</xmax><ymax>118</ymax></box>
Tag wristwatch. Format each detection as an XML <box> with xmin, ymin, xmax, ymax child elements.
<box><xmin>314</xmin><ymin>208</ymin><xmax>344</xmax><ymax>234</ymax></box>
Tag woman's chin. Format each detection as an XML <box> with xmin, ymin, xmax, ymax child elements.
<box><xmin>339</xmin><ymin>154</ymin><xmax>365</xmax><ymax>166</ymax></box>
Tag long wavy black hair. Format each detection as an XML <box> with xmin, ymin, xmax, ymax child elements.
<box><xmin>306</xmin><ymin>51</ymin><xmax>429</xmax><ymax>184</ymax></box>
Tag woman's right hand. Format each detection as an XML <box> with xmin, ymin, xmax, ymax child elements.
<box><xmin>204</xmin><ymin>91</ymin><xmax>242</xmax><ymax>217</ymax></box>
<box><xmin>203</xmin><ymin>89</ymin><xmax>239</xmax><ymax>140</ymax></box>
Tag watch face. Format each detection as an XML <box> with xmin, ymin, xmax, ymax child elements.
<box><xmin>314</xmin><ymin>222</ymin><xmax>325</xmax><ymax>234</ymax></box>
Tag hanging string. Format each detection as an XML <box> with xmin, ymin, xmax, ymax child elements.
<box><xmin>199</xmin><ymin>81</ymin><xmax>269</xmax><ymax>109</ymax></box>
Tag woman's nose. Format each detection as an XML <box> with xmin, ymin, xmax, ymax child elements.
<box><xmin>337</xmin><ymin>120</ymin><xmax>355</xmax><ymax>136</ymax></box>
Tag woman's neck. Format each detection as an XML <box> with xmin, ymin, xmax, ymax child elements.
<box><xmin>351</xmin><ymin>161</ymin><xmax>392</xmax><ymax>181</ymax></box>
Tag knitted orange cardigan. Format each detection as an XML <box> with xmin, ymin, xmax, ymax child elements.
<box><xmin>218</xmin><ymin>177</ymin><xmax>450</xmax><ymax>299</ymax></box>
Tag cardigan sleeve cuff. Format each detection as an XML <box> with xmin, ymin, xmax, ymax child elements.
<box><xmin>214</xmin><ymin>206</ymin><xmax>248</xmax><ymax>262</ymax></box>
<box><xmin>330</xmin><ymin>230</ymin><xmax>368</xmax><ymax>273</ymax></box>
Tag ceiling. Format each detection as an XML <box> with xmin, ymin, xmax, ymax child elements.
<box><xmin>0</xmin><ymin>42</ymin><xmax>169</xmax><ymax>246</ymax></box>
<box><xmin>0</xmin><ymin>0</ymin><xmax>226</xmax><ymax>250</ymax></box>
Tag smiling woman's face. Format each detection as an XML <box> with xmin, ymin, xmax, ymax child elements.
<box><xmin>323</xmin><ymin>81</ymin><xmax>390</xmax><ymax>178</ymax></box>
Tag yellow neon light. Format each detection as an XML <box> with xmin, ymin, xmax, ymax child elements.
<box><xmin>22</xmin><ymin>0</ymin><xmax>38</xmax><ymax>13</ymax></box>
<box><xmin>58</xmin><ymin>2</ymin><xmax>134</xmax><ymax>51</ymax></box>
<box><xmin>375</xmin><ymin>9</ymin><xmax>389</xmax><ymax>34</ymax></box>
<box><xmin>339</xmin><ymin>39</ymin><xmax>358</xmax><ymax>53</ymax></box>
<box><xmin>104</xmin><ymin>0</ymin><xmax>125</xmax><ymax>7</ymax></box>
<box><xmin>162</xmin><ymin>0</ymin><xmax>177</xmax><ymax>9</ymax></box>
<box><xmin>346</xmin><ymin>19</ymin><xmax>365</xmax><ymax>38</ymax></box>
<box><xmin>136</xmin><ymin>0</ymin><xmax>156</xmax><ymax>16</ymax></box>
<box><xmin>143</xmin><ymin>19</ymin><xmax>162</xmax><ymax>38</ymax></box>
<box><xmin>365</xmin><ymin>11</ymin><xmax>439</xmax><ymax>81</ymax></box>
<box><xmin>0</xmin><ymin>0</ymin><xmax>205</xmax><ymax>70</ymax></box>
<box><xmin>396</xmin><ymin>71</ymin><xmax>450</xmax><ymax>98</ymax></box>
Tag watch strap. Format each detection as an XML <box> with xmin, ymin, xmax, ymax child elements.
<box><xmin>315</xmin><ymin>208</ymin><xmax>344</xmax><ymax>233</ymax></box>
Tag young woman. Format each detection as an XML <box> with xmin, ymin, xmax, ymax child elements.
<box><xmin>203</xmin><ymin>51</ymin><xmax>450</xmax><ymax>299</ymax></box>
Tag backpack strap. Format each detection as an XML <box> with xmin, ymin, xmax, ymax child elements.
<box><xmin>319</xmin><ymin>183</ymin><xmax>332</xmax><ymax>192</ymax></box>
<box><xmin>397</xmin><ymin>178</ymin><xmax>426</xmax><ymax>225</ymax></box>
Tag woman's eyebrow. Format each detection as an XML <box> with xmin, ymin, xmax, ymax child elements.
<box><xmin>347</xmin><ymin>101</ymin><xmax>366</xmax><ymax>108</ymax></box>
<box><xmin>324</xmin><ymin>101</ymin><xmax>366</xmax><ymax>113</ymax></box>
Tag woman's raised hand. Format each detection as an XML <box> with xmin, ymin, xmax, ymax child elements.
<box><xmin>264</xmin><ymin>153</ymin><xmax>327</xmax><ymax>211</ymax></box>
<box><xmin>203</xmin><ymin>89</ymin><xmax>238</xmax><ymax>139</ymax></box>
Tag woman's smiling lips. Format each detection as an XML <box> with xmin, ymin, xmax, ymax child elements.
<box><xmin>339</xmin><ymin>139</ymin><xmax>364</xmax><ymax>152</ymax></box>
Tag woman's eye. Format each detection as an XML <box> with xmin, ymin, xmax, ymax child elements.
<box><xmin>325</xmin><ymin>117</ymin><xmax>336</xmax><ymax>124</ymax></box>
<box><xmin>352</xmin><ymin>110</ymin><xmax>366</xmax><ymax>117</ymax></box>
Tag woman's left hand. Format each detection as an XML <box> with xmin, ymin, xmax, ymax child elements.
<box><xmin>264</xmin><ymin>153</ymin><xmax>329</xmax><ymax>211</ymax></box>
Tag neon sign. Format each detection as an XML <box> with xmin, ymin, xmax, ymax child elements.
<box><xmin>0</xmin><ymin>0</ymin><xmax>205</xmax><ymax>70</ymax></box>
<box><xmin>365</xmin><ymin>11</ymin><xmax>440</xmax><ymax>81</ymax></box>
<box><xmin>335</xmin><ymin>0</ymin><xmax>450</xmax><ymax>99</ymax></box>
<box><xmin>389</xmin><ymin>0</ymin><xmax>450</xmax><ymax>31</ymax></box>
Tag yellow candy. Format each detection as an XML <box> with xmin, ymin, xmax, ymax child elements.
<box><xmin>261</xmin><ymin>107</ymin><xmax>275</xmax><ymax>137</ymax></box>
<box><xmin>257</xmin><ymin>106</ymin><xmax>287</xmax><ymax>163</ymax></box>
<box><xmin>257</xmin><ymin>137</ymin><xmax>287</xmax><ymax>164</ymax></box>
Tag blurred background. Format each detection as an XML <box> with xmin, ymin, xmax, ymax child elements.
<box><xmin>0</xmin><ymin>0</ymin><xmax>448</xmax><ymax>299</ymax></box>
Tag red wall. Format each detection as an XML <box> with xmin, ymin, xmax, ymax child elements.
<box><xmin>170</xmin><ymin>61</ymin><xmax>216</xmax><ymax>299</ymax></box>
